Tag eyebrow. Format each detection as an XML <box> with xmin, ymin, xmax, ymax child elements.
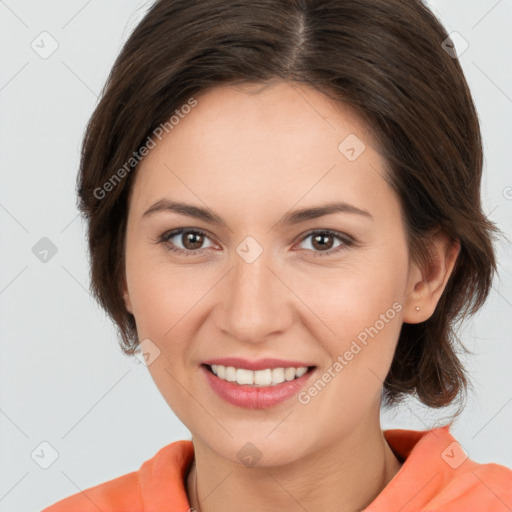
<box><xmin>142</xmin><ymin>199</ymin><xmax>374</xmax><ymax>226</ymax></box>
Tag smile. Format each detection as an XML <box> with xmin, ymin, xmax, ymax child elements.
<box><xmin>201</xmin><ymin>364</ymin><xmax>317</xmax><ymax>409</ymax></box>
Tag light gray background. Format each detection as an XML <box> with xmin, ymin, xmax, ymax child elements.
<box><xmin>0</xmin><ymin>1</ymin><xmax>511</xmax><ymax>511</ymax></box>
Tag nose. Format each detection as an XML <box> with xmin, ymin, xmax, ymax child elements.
<box><xmin>215</xmin><ymin>243</ymin><xmax>293</xmax><ymax>344</ymax></box>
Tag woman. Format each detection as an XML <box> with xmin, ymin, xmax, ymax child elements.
<box><xmin>42</xmin><ymin>0</ymin><xmax>512</xmax><ymax>511</ymax></box>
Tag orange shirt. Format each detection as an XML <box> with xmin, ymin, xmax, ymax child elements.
<box><xmin>41</xmin><ymin>425</ymin><xmax>512</xmax><ymax>511</ymax></box>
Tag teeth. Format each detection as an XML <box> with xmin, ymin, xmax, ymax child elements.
<box><xmin>225</xmin><ymin>366</ymin><xmax>237</xmax><ymax>382</ymax></box>
<box><xmin>210</xmin><ymin>364</ymin><xmax>310</xmax><ymax>386</ymax></box>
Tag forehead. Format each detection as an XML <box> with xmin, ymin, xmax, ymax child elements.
<box><xmin>128</xmin><ymin>81</ymin><xmax>397</xmax><ymax>224</ymax></box>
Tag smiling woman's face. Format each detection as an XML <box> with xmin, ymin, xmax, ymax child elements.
<box><xmin>122</xmin><ymin>81</ymin><xmax>422</xmax><ymax>465</ymax></box>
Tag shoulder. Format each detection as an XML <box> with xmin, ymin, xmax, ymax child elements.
<box><xmin>40</xmin><ymin>470</ymin><xmax>142</xmax><ymax>512</ymax></box>
<box><xmin>428</xmin><ymin>458</ymin><xmax>512</xmax><ymax>511</ymax></box>
<box><xmin>41</xmin><ymin>440</ymin><xmax>194</xmax><ymax>512</ymax></box>
<box><xmin>371</xmin><ymin>425</ymin><xmax>512</xmax><ymax>511</ymax></box>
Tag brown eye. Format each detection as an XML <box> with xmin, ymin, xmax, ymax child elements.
<box><xmin>181</xmin><ymin>231</ymin><xmax>205</xmax><ymax>250</ymax></box>
<box><xmin>297</xmin><ymin>230</ymin><xmax>353</xmax><ymax>257</ymax></box>
<box><xmin>311</xmin><ymin>233</ymin><xmax>335</xmax><ymax>251</ymax></box>
<box><xmin>159</xmin><ymin>229</ymin><xmax>215</xmax><ymax>255</ymax></box>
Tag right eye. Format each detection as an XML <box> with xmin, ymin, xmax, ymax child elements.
<box><xmin>158</xmin><ymin>228</ymin><xmax>216</xmax><ymax>256</ymax></box>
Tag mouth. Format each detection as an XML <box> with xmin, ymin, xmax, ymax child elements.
<box><xmin>200</xmin><ymin>363</ymin><xmax>318</xmax><ymax>409</ymax></box>
<box><xmin>201</xmin><ymin>363</ymin><xmax>317</xmax><ymax>387</ymax></box>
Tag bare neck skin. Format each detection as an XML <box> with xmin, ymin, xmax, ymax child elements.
<box><xmin>185</xmin><ymin>406</ymin><xmax>403</xmax><ymax>512</ymax></box>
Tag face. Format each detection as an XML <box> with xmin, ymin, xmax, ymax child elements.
<box><xmin>123</xmin><ymin>81</ymin><xmax>417</xmax><ymax>466</ymax></box>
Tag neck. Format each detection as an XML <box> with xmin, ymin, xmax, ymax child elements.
<box><xmin>186</xmin><ymin>416</ymin><xmax>403</xmax><ymax>512</ymax></box>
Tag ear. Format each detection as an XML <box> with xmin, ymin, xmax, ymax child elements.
<box><xmin>403</xmin><ymin>229</ymin><xmax>461</xmax><ymax>324</ymax></box>
<box><xmin>122</xmin><ymin>277</ymin><xmax>134</xmax><ymax>315</ymax></box>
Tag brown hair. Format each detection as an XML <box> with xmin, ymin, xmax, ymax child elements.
<box><xmin>77</xmin><ymin>0</ymin><xmax>501</xmax><ymax>413</ymax></box>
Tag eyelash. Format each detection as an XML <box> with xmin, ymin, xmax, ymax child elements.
<box><xmin>157</xmin><ymin>228</ymin><xmax>355</xmax><ymax>258</ymax></box>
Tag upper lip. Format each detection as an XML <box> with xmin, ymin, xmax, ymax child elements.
<box><xmin>202</xmin><ymin>357</ymin><xmax>315</xmax><ymax>371</ymax></box>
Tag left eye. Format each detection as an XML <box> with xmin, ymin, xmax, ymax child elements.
<box><xmin>296</xmin><ymin>230</ymin><xmax>352</xmax><ymax>256</ymax></box>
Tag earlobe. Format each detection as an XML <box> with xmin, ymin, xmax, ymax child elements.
<box><xmin>403</xmin><ymin>262</ymin><xmax>427</xmax><ymax>323</ymax></box>
<box><xmin>403</xmin><ymin>232</ymin><xmax>461</xmax><ymax>324</ymax></box>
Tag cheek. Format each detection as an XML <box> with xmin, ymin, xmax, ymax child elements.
<box><xmin>129</xmin><ymin>270</ymin><xmax>191</xmax><ymax>339</ymax></box>
<box><xmin>292</xmin><ymin>276</ymin><xmax>404</xmax><ymax>423</ymax></box>
<box><xmin>125</xmin><ymin>248</ymin><xmax>215</xmax><ymax>348</ymax></box>
<box><xmin>125</xmin><ymin>238</ymin><xmax>173</xmax><ymax>339</ymax></box>
<box><xmin>307</xmin><ymin>276</ymin><xmax>403</xmax><ymax>367</ymax></box>
<box><xmin>289</xmin><ymin>243</ymin><xmax>408</xmax><ymax>373</ymax></box>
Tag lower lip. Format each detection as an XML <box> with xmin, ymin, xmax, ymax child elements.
<box><xmin>201</xmin><ymin>364</ymin><xmax>316</xmax><ymax>409</ymax></box>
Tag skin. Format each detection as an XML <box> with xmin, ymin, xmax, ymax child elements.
<box><xmin>122</xmin><ymin>81</ymin><xmax>460</xmax><ymax>512</ymax></box>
